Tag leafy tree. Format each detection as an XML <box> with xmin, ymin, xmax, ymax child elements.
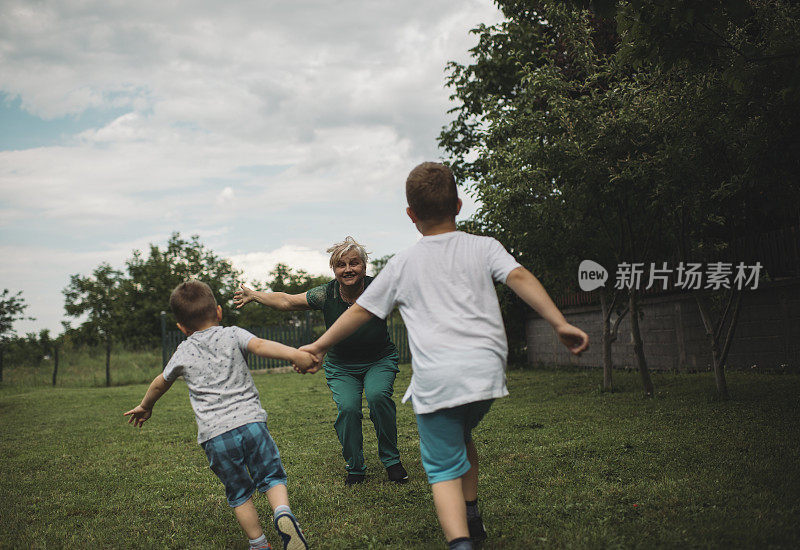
<box><xmin>0</xmin><ymin>289</ymin><xmax>33</xmax><ymax>382</ymax></box>
<box><xmin>63</xmin><ymin>263</ymin><xmax>122</xmax><ymax>386</ymax></box>
<box><xmin>441</xmin><ymin>1</ymin><xmax>800</xmax><ymax>397</ymax></box>
<box><xmin>118</xmin><ymin>233</ymin><xmax>243</xmax><ymax>346</ymax></box>
<box><xmin>602</xmin><ymin>0</ymin><xmax>800</xmax><ymax>398</ymax></box>
<box><xmin>441</xmin><ymin>3</ymin><xmax>660</xmax><ymax>394</ymax></box>
<box><xmin>0</xmin><ymin>289</ymin><xmax>31</xmax><ymax>340</ymax></box>
<box><xmin>369</xmin><ymin>254</ymin><xmax>394</xmax><ymax>276</ymax></box>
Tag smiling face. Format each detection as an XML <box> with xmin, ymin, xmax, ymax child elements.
<box><xmin>333</xmin><ymin>249</ymin><xmax>366</xmax><ymax>289</ymax></box>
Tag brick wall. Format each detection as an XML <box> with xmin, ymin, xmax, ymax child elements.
<box><xmin>525</xmin><ymin>279</ymin><xmax>800</xmax><ymax>371</ymax></box>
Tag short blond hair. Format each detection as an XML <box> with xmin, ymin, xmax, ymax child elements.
<box><xmin>327</xmin><ymin>236</ymin><xmax>369</xmax><ymax>269</ymax></box>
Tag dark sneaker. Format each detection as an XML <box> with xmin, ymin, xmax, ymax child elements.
<box><xmin>274</xmin><ymin>512</ymin><xmax>308</xmax><ymax>550</ymax></box>
<box><xmin>386</xmin><ymin>462</ymin><xmax>409</xmax><ymax>484</ymax></box>
<box><xmin>345</xmin><ymin>472</ymin><xmax>366</xmax><ymax>486</ymax></box>
<box><xmin>467</xmin><ymin>515</ymin><xmax>487</xmax><ymax>542</ymax></box>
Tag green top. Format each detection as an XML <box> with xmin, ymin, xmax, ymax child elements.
<box><xmin>306</xmin><ymin>276</ymin><xmax>397</xmax><ymax>365</ymax></box>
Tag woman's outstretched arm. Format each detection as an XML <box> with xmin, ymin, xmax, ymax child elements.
<box><xmin>233</xmin><ymin>284</ymin><xmax>311</xmax><ymax>311</ymax></box>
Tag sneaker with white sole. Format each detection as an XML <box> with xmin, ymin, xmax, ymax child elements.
<box><xmin>274</xmin><ymin>512</ymin><xmax>308</xmax><ymax>550</ymax></box>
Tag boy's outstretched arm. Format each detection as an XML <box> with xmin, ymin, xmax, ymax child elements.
<box><xmin>298</xmin><ymin>304</ymin><xmax>374</xmax><ymax>373</ymax></box>
<box><xmin>506</xmin><ymin>266</ymin><xmax>589</xmax><ymax>355</ymax></box>
<box><xmin>247</xmin><ymin>337</ymin><xmax>317</xmax><ymax>372</ymax></box>
<box><xmin>124</xmin><ymin>373</ymin><xmax>174</xmax><ymax>427</ymax></box>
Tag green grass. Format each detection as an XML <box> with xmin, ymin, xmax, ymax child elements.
<box><xmin>2</xmin><ymin>347</ymin><xmax>163</xmax><ymax>387</ymax></box>
<box><xmin>1</xmin><ymin>367</ymin><xmax>799</xmax><ymax>549</ymax></box>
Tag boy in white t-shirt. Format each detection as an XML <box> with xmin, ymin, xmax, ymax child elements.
<box><xmin>299</xmin><ymin>162</ymin><xmax>589</xmax><ymax>550</ymax></box>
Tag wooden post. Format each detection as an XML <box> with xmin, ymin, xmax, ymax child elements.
<box><xmin>160</xmin><ymin>311</ymin><xmax>168</xmax><ymax>368</ymax></box>
<box><xmin>52</xmin><ymin>345</ymin><xmax>59</xmax><ymax>387</ymax></box>
<box><xmin>105</xmin><ymin>337</ymin><xmax>111</xmax><ymax>387</ymax></box>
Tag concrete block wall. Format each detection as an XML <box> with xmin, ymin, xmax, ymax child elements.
<box><xmin>525</xmin><ymin>280</ymin><xmax>800</xmax><ymax>371</ymax></box>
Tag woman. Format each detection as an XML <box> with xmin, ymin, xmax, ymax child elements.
<box><xmin>234</xmin><ymin>237</ymin><xmax>407</xmax><ymax>486</ymax></box>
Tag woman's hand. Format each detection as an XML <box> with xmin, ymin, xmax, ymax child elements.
<box><xmin>233</xmin><ymin>284</ymin><xmax>255</xmax><ymax>308</ymax></box>
<box><xmin>297</xmin><ymin>344</ymin><xmax>325</xmax><ymax>374</ymax></box>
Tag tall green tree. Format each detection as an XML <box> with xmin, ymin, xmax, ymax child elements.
<box><xmin>441</xmin><ymin>3</ymin><xmax>661</xmax><ymax>394</ymax></box>
<box><xmin>0</xmin><ymin>289</ymin><xmax>33</xmax><ymax>382</ymax></box>
<box><xmin>604</xmin><ymin>0</ymin><xmax>800</xmax><ymax>399</ymax></box>
<box><xmin>441</xmin><ymin>1</ymin><xmax>800</xmax><ymax>397</ymax></box>
<box><xmin>63</xmin><ymin>264</ymin><xmax>122</xmax><ymax>386</ymax></box>
<box><xmin>118</xmin><ymin>233</ymin><xmax>243</xmax><ymax>346</ymax></box>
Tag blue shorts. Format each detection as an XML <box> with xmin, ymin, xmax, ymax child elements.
<box><xmin>415</xmin><ymin>400</ymin><xmax>494</xmax><ymax>484</ymax></box>
<box><xmin>201</xmin><ymin>422</ymin><xmax>287</xmax><ymax>507</ymax></box>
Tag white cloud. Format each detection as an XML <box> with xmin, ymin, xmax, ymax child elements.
<box><xmin>230</xmin><ymin>245</ymin><xmax>332</xmax><ymax>285</ymax></box>
<box><xmin>216</xmin><ymin>186</ymin><xmax>235</xmax><ymax>207</ymax></box>
<box><xmin>0</xmin><ymin>0</ymin><xmax>505</xmax><ymax>333</ymax></box>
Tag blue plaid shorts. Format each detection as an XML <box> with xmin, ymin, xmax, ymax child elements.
<box><xmin>202</xmin><ymin>422</ymin><xmax>287</xmax><ymax>507</ymax></box>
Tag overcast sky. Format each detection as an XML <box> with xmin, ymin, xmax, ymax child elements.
<box><xmin>0</xmin><ymin>0</ymin><xmax>504</xmax><ymax>335</ymax></box>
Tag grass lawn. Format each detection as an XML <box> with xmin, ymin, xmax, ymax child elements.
<box><xmin>1</xmin><ymin>366</ymin><xmax>799</xmax><ymax>549</ymax></box>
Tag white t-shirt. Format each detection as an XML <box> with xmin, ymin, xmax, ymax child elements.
<box><xmin>163</xmin><ymin>325</ymin><xmax>267</xmax><ymax>444</ymax></box>
<box><xmin>357</xmin><ymin>231</ymin><xmax>522</xmax><ymax>414</ymax></box>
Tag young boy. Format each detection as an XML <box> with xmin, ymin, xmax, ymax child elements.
<box><xmin>299</xmin><ymin>162</ymin><xmax>589</xmax><ymax>550</ymax></box>
<box><xmin>124</xmin><ymin>280</ymin><xmax>312</xmax><ymax>550</ymax></box>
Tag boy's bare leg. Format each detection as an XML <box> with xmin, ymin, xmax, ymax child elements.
<box><xmin>265</xmin><ymin>483</ymin><xmax>290</xmax><ymax>510</ymax></box>
<box><xmin>432</xmin><ymin>478</ymin><xmax>470</xmax><ymax>541</ymax></box>
<box><xmin>233</xmin><ymin>497</ymin><xmax>264</xmax><ymax>540</ymax></box>
<box><xmin>462</xmin><ymin>441</ymin><xmax>478</xmax><ymax>500</ymax></box>
<box><xmin>266</xmin><ymin>483</ymin><xmax>308</xmax><ymax>549</ymax></box>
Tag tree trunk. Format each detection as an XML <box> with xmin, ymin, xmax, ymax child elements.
<box><xmin>712</xmin><ymin>351</ymin><xmax>729</xmax><ymax>400</ymax></box>
<box><xmin>629</xmin><ymin>290</ymin><xmax>654</xmax><ymax>397</ymax></box>
<box><xmin>105</xmin><ymin>338</ymin><xmax>111</xmax><ymax>387</ymax></box>
<box><xmin>713</xmin><ymin>292</ymin><xmax>742</xmax><ymax>401</ymax></box>
<box><xmin>52</xmin><ymin>345</ymin><xmax>59</xmax><ymax>387</ymax></box>
<box><xmin>600</xmin><ymin>292</ymin><xmax>613</xmax><ymax>391</ymax></box>
<box><xmin>696</xmin><ymin>291</ymin><xmax>740</xmax><ymax>401</ymax></box>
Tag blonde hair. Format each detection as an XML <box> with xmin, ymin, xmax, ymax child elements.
<box><xmin>327</xmin><ymin>236</ymin><xmax>369</xmax><ymax>269</ymax></box>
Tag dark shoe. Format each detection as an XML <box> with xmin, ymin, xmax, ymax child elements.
<box><xmin>386</xmin><ymin>462</ymin><xmax>409</xmax><ymax>484</ymax></box>
<box><xmin>274</xmin><ymin>512</ymin><xmax>308</xmax><ymax>550</ymax></box>
<box><xmin>467</xmin><ymin>514</ymin><xmax>487</xmax><ymax>542</ymax></box>
<box><xmin>345</xmin><ymin>473</ymin><xmax>366</xmax><ymax>486</ymax></box>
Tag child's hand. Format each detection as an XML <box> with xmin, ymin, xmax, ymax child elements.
<box><xmin>297</xmin><ymin>344</ymin><xmax>324</xmax><ymax>374</ymax></box>
<box><xmin>123</xmin><ymin>405</ymin><xmax>152</xmax><ymax>427</ymax></box>
<box><xmin>291</xmin><ymin>350</ymin><xmax>317</xmax><ymax>374</ymax></box>
<box><xmin>556</xmin><ymin>323</ymin><xmax>589</xmax><ymax>355</ymax></box>
<box><xmin>233</xmin><ymin>284</ymin><xmax>255</xmax><ymax>309</ymax></box>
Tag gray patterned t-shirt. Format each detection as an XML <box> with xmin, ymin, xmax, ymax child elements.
<box><xmin>163</xmin><ymin>325</ymin><xmax>267</xmax><ymax>444</ymax></box>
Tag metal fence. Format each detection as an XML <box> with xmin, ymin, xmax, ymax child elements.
<box><xmin>160</xmin><ymin>311</ymin><xmax>411</xmax><ymax>369</ymax></box>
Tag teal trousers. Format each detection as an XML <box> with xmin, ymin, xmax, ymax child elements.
<box><xmin>324</xmin><ymin>353</ymin><xmax>400</xmax><ymax>475</ymax></box>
